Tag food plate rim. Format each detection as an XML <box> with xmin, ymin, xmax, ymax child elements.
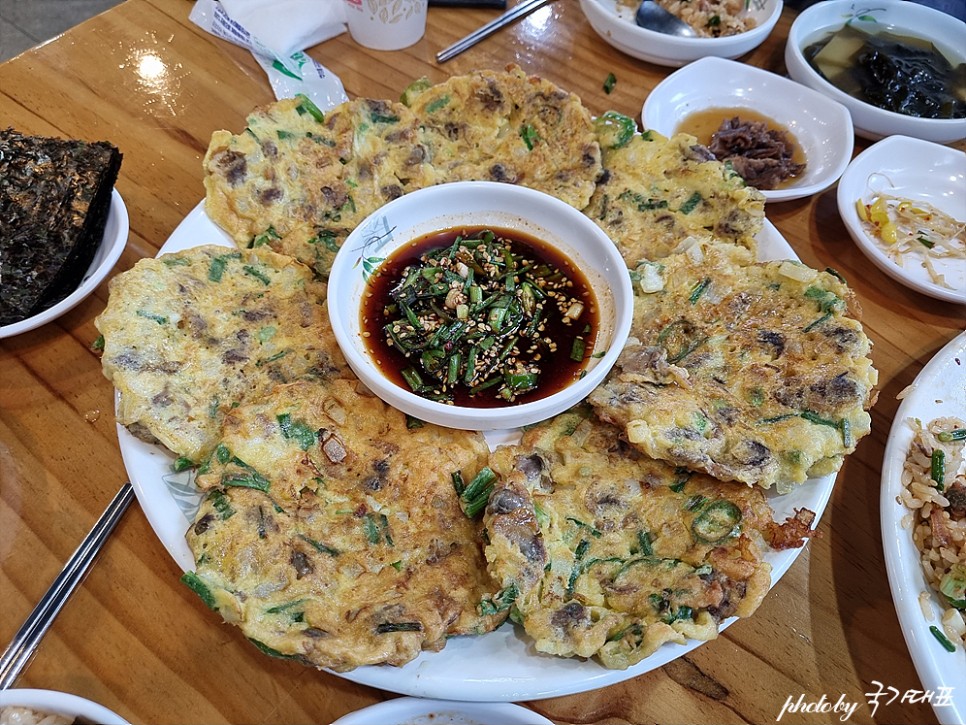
<box><xmin>880</xmin><ymin>330</ymin><xmax>966</xmax><ymax>725</ymax></box>
<box><xmin>118</xmin><ymin>200</ymin><xmax>837</xmax><ymax>702</ymax></box>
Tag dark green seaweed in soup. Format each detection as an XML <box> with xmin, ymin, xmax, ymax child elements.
<box><xmin>804</xmin><ymin>24</ymin><xmax>965</xmax><ymax>119</ymax></box>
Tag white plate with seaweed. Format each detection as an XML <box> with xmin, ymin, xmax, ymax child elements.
<box><xmin>118</xmin><ymin>202</ymin><xmax>837</xmax><ymax>702</ymax></box>
<box><xmin>881</xmin><ymin>331</ymin><xmax>966</xmax><ymax>725</ymax></box>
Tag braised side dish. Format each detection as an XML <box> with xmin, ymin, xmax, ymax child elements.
<box><xmin>96</xmin><ymin>65</ymin><xmax>878</xmax><ymax>672</ymax></box>
<box><xmin>0</xmin><ymin>128</ymin><xmax>121</xmax><ymax>325</ymax></box>
<box><xmin>805</xmin><ymin>24</ymin><xmax>966</xmax><ymax>119</ymax></box>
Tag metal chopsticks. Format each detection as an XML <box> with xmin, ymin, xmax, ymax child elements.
<box><xmin>436</xmin><ymin>0</ymin><xmax>553</xmax><ymax>62</ymax></box>
<box><xmin>0</xmin><ymin>482</ymin><xmax>135</xmax><ymax>690</ymax></box>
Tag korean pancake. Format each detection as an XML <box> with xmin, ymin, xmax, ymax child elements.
<box><xmin>588</xmin><ymin>242</ymin><xmax>878</xmax><ymax>491</ymax></box>
<box><xmin>401</xmin><ymin>64</ymin><xmax>602</xmax><ymax>210</ymax></box>
<box><xmin>95</xmin><ymin>244</ymin><xmax>347</xmax><ymax>462</ymax></box>
<box><xmin>582</xmin><ymin>124</ymin><xmax>765</xmax><ymax>264</ymax></box>
<box><xmin>183</xmin><ymin>378</ymin><xmax>505</xmax><ymax>671</ymax></box>
<box><xmin>482</xmin><ymin>408</ymin><xmax>775</xmax><ymax>670</ymax></box>
<box><xmin>203</xmin><ymin>96</ymin><xmax>435</xmax><ymax>276</ymax></box>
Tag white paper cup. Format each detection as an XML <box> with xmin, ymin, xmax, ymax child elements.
<box><xmin>342</xmin><ymin>0</ymin><xmax>428</xmax><ymax>51</ymax></box>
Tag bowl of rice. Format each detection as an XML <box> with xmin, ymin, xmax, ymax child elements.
<box><xmin>578</xmin><ymin>0</ymin><xmax>782</xmax><ymax>67</ymax></box>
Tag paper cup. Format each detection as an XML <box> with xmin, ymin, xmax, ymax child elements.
<box><xmin>342</xmin><ymin>0</ymin><xmax>428</xmax><ymax>51</ymax></box>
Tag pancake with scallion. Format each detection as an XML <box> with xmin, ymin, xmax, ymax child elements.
<box><xmin>482</xmin><ymin>408</ymin><xmax>777</xmax><ymax>669</ymax></box>
<box><xmin>95</xmin><ymin>245</ymin><xmax>347</xmax><ymax>462</ymax></box>
<box><xmin>589</xmin><ymin>242</ymin><xmax>877</xmax><ymax>491</ymax></box>
<box><xmin>401</xmin><ymin>65</ymin><xmax>602</xmax><ymax>210</ymax></box>
<box><xmin>183</xmin><ymin>378</ymin><xmax>505</xmax><ymax>671</ymax></box>
<box><xmin>583</xmin><ymin>121</ymin><xmax>765</xmax><ymax>264</ymax></box>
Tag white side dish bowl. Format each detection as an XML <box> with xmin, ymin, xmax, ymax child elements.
<box><xmin>327</xmin><ymin>181</ymin><xmax>634</xmax><ymax>431</ymax></box>
<box><xmin>836</xmin><ymin>135</ymin><xmax>966</xmax><ymax>304</ymax></box>
<box><xmin>785</xmin><ymin>0</ymin><xmax>966</xmax><ymax>144</ymax></box>
<box><xmin>578</xmin><ymin>0</ymin><xmax>782</xmax><ymax>68</ymax></box>
<box><xmin>0</xmin><ymin>689</ymin><xmax>129</xmax><ymax>725</ymax></box>
<box><xmin>642</xmin><ymin>56</ymin><xmax>854</xmax><ymax>202</ymax></box>
<box><xmin>330</xmin><ymin>697</ymin><xmax>555</xmax><ymax>725</ymax></box>
<box><xmin>0</xmin><ymin>190</ymin><xmax>129</xmax><ymax>339</ymax></box>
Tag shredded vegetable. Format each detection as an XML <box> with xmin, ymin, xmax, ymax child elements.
<box><xmin>855</xmin><ymin>192</ymin><xmax>965</xmax><ymax>289</ymax></box>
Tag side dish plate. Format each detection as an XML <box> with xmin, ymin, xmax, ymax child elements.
<box><xmin>836</xmin><ymin>135</ymin><xmax>966</xmax><ymax>305</ymax></box>
<box><xmin>881</xmin><ymin>331</ymin><xmax>966</xmax><ymax>725</ymax></box>
<box><xmin>119</xmin><ymin>203</ymin><xmax>836</xmax><ymax>701</ymax></box>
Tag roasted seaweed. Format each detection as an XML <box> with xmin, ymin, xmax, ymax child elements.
<box><xmin>0</xmin><ymin>128</ymin><xmax>122</xmax><ymax>325</ymax></box>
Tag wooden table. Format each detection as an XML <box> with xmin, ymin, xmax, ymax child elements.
<box><xmin>1</xmin><ymin>1</ymin><xmax>962</xmax><ymax>722</ymax></box>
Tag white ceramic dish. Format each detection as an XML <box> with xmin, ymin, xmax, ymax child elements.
<box><xmin>785</xmin><ymin>0</ymin><xmax>966</xmax><ymax>144</ymax></box>
<box><xmin>327</xmin><ymin>181</ymin><xmax>634</xmax><ymax>431</ymax></box>
<box><xmin>330</xmin><ymin>698</ymin><xmax>555</xmax><ymax>725</ymax></box>
<box><xmin>0</xmin><ymin>688</ymin><xmax>129</xmax><ymax>725</ymax></box>
<box><xmin>881</xmin><ymin>331</ymin><xmax>966</xmax><ymax>725</ymax></box>
<box><xmin>836</xmin><ymin>135</ymin><xmax>965</xmax><ymax>305</ymax></box>
<box><xmin>118</xmin><ymin>202</ymin><xmax>837</xmax><ymax>701</ymax></box>
<box><xmin>642</xmin><ymin>56</ymin><xmax>853</xmax><ymax>202</ymax></box>
<box><xmin>578</xmin><ymin>0</ymin><xmax>781</xmax><ymax>68</ymax></box>
<box><xmin>0</xmin><ymin>190</ymin><xmax>129</xmax><ymax>338</ymax></box>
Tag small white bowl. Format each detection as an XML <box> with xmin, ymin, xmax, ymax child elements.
<box><xmin>330</xmin><ymin>697</ymin><xmax>555</xmax><ymax>725</ymax></box>
<box><xmin>578</xmin><ymin>0</ymin><xmax>782</xmax><ymax>68</ymax></box>
<box><xmin>0</xmin><ymin>189</ymin><xmax>129</xmax><ymax>338</ymax></box>
<box><xmin>785</xmin><ymin>0</ymin><xmax>966</xmax><ymax>144</ymax></box>
<box><xmin>0</xmin><ymin>688</ymin><xmax>129</xmax><ymax>725</ymax></box>
<box><xmin>642</xmin><ymin>56</ymin><xmax>854</xmax><ymax>202</ymax></box>
<box><xmin>327</xmin><ymin>181</ymin><xmax>634</xmax><ymax>431</ymax></box>
<box><xmin>836</xmin><ymin>135</ymin><xmax>966</xmax><ymax>304</ymax></box>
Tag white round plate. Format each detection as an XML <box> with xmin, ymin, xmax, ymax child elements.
<box><xmin>0</xmin><ymin>190</ymin><xmax>129</xmax><ymax>338</ymax></box>
<box><xmin>836</xmin><ymin>135</ymin><xmax>966</xmax><ymax>305</ymax></box>
<box><xmin>119</xmin><ymin>203</ymin><xmax>836</xmax><ymax>701</ymax></box>
<box><xmin>642</xmin><ymin>56</ymin><xmax>853</xmax><ymax>203</ymax></box>
<box><xmin>881</xmin><ymin>331</ymin><xmax>966</xmax><ymax>725</ymax></box>
<box><xmin>0</xmin><ymin>688</ymin><xmax>128</xmax><ymax>725</ymax></box>
<box><xmin>330</xmin><ymin>698</ymin><xmax>554</xmax><ymax>725</ymax></box>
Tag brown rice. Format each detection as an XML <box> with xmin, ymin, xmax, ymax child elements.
<box><xmin>898</xmin><ymin>416</ymin><xmax>966</xmax><ymax>649</ymax></box>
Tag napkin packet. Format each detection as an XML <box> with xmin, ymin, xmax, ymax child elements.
<box><xmin>190</xmin><ymin>0</ymin><xmax>350</xmax><ymax>111</ymax></box>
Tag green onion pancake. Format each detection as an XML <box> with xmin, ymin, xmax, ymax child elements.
<box><xmin>96</xmin><ymin>245</ymin><xmax>348</xmax><ymax>462</ymax></box>
<box><xmin>482</xmin><ymin>408</ymin><xmax>779</xmax><ymax>670</ymax></box>
<box><xmin>183</xmin><ymin>378</ymin><xmax>504</xmax><ymax>671</ymax></box>
<box><xmin>204</xmin><ymin>96</ymin><xmax>435</xmax><ymax>277</ymax></box>
<box><xmin>589</xmin><ymin>242</ymin><xmax>878</xmax><ymax>491</ymax></box>
<box><xmin>401</xmin><ymin>64</ymin><xmax>602</xmax><ymax>210</ymax></box>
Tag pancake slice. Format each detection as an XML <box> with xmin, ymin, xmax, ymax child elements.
<box><xmin>589</xmin><ymin>242</ymin><xmax>878</xmax><ymax>491</ymax></box>
<box><xmin>401</xmin><ymin>64</ymin><xmax>603</xmax><ymax>210</ymax></box>
<box><xmin>95</xmin><ymin>244</ymin><xmax>348</xmax><ymax>462</ymax></box>
<box><xmin>483</xmin><ymin>408</ymin><xmax>778</xmax><ymax>670</ymax></box>
<box><xmin>184</xmin><ymin>378</ymin><xmax>504</xmax><ymax>671</ymax></box>
<box><xmin>582</xmin><ymin>122</ymin><xmax>765</xmax><ymax>264</ymax></box>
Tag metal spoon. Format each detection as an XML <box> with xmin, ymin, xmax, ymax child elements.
<box><xmin>635</xmin><ymin>0</ymin><xmax>697</xmax><ymax>37</ymax></box>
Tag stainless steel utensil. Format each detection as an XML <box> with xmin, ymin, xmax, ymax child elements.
<box><xmin>635</xmin><ymin>0</ymin><xmax>697</xmax><ymax>36</ymax></box>
<box><xmin>0</xmin><ymin>483</ymin><xmax>135</xmax><ymax>690</ymax></box>
<box><xmin>436</xmin><ymin>0</ymin><xmax>553</xmax><ymax>63</ymax></box>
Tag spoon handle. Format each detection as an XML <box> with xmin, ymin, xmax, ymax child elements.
<box><xmin>0</xmin><ymin>483</ymin><xmax>135</xmax><ymax>690</ymax></box>
<box><xmin>436</xmin><ymin>0</ymin><xmax>553</xmax><ymax>62</ymax></box>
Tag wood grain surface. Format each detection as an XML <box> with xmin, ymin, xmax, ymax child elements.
<box><xmin>1</xmin><ymin>1</ymin><xmax>963</xmax><ymax>723</ymax></box>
